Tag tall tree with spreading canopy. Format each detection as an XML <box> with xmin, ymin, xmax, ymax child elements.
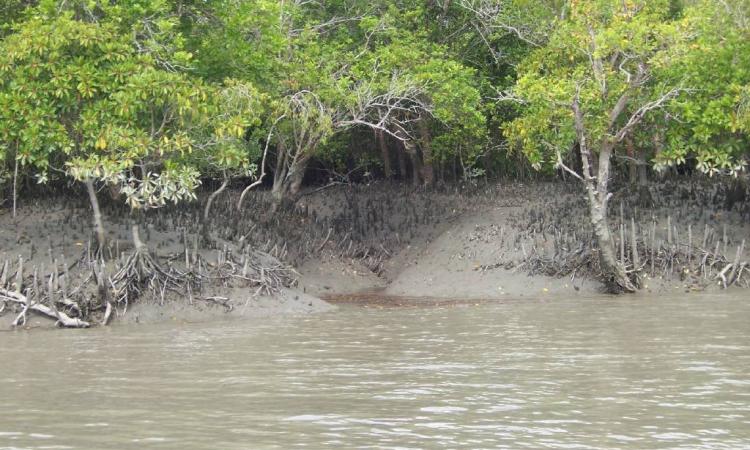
<box><xmin>0</xmin><ymin>2</ymin><xmax>259</xmax><ymax>249</ymax></box>
<box><xmin>504</xmin><ymin>0</ymin><xmax>692</xmax><ymax>292</ymax></box>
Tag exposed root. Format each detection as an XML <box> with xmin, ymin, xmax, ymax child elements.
<box><xmin>111</xmin><ymin>248</ymin><xmax>191</xmax><ymax>307</ymax></box>
<box><xmin>202</xmin><ymin>248</ymin><xmax>298</xmax><ymax>296</ymax></box>
<box><xmin>2</xmin><ymin>178</ymin><xmax>748</xmax><ymax>329</ymax></box>
<box><xmin>0</xmin><ymin>240</ymin><xmax>297</xmax><ymax>328</ymax></box>
<box><xmin>488</xmin><ymin>185</ymin><xmax>750</xmax><ymax>291</ymax></box>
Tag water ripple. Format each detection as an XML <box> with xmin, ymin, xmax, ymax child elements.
<box><xmin>1</xmin><ymin>293</ymin><xmax>749</xmax><ymax>449</ymax></box>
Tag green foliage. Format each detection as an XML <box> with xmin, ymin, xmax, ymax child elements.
<box><xmin>0</xmin><ymin>5</ymin><xmax>262</xmax><ymax>209</ymax></box>
<box><xmin>346</xmin><ymin>11</ymin><xmax>488</xmax><ymax>165</ymax></box>
<box><xmin>421</xmin><ymin>59</ymin><xmax>487</xmax><ymax>163</ymax></box>
<box><xmin>189</xmin><ymin>0</ymin><xmax>284</xmax><ymax>87</ymax></box>
<box><xmin>0</xmin><ymin>14</ymin><xmax>132</xmax><ymax>174</ymax></box>
<box><xmin>657</xmin><ymin>0</ymin><xmax>750</xmax><ymax>175</ymax></box>
<box><xmin>1</xmin><ymin>0</ymin><xmax>748</xmax><ymax>205</ymax></box>
<box><xmin>505</xmin><ymin>1</ymin><xmax>684</xmax><ymax>169</ymax></box>
<box><xmin>505</xmin><ymin>0</ymin><xmax>749</xmax><ymax>177</ymax></box>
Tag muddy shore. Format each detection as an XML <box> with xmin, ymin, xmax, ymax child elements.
<box><xmin>1</xmin><ymin>179</ymin><xmax>748</xmax><ymax>329</ymax></box>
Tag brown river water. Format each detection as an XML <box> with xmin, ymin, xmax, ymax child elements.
<box><xmin>1</xmin><ymin>292</ymin><xmax>749</xmax><ymax>449</ymax></box>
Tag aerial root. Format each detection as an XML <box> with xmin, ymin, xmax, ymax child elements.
<box><xmin>0</xmin><ymin>242</ymin><xmax>298</xmax><ymax>328</ymax></box>
<box><xmin>111</xmin><ymin>247</ymin><xmax>192</xmax><ymax>307</ymax></box>
<box><xmin>205</xmin><ymin>248</ymin><xmax>297</xmax><ymax>297</ymax></box>
<box><xmin>498</xmin><ymin>224</ymin><xmax>749</xmax><ymax>291</ymax></box>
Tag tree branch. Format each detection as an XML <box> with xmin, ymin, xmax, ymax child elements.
<box><xmin>613</xmin><ymin>88</ymin><xmax>688</xmax><ymax>142</ymax></box>
<box><xmin>237</xmin><ymin>114</ymin><xmax>285</xmax><ymax>210</ymax></box>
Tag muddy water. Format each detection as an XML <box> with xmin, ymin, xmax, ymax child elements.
<box><xmin>1</xmin><ymin>293</ymin><xmax>750</xmax><ymax>449</ymax></box>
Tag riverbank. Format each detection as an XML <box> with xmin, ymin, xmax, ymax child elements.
<box><xmin>299</xmin><ymin>180</ymin><xmax>749</xmax><ymax>299</ymax></box>
<box><xmin>1</xmin><ymin>179</ymin><xmax>748</xmax><ymax>328</ymax></box>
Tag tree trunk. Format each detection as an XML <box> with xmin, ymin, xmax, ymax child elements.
<box><xmin>204</xmin><ymin>171</ymin><xmax>229</xmax><ymax>221</ymax></box>
<box><xmin>272</xmin><ymin>140</ymin><xmax>288</xmax><ymax>194</ymax></box>
<box><xmin>288</xmin><ymin>164</ymin><xmax>305</xmax><ymax>197</ymax></box>
<box><xmin>587</xmin><ymin>150</ymin><xmax>636</xmax><ymax>293</ymax></box>
<box><xmin>418</xmin><ymin>121</ymin><xmax>435</xmax><ymax>186</ymax></box>
<box><xmin>404</xmin><ymin>141</ymin><xmax>422</xmax><ymax>187</ymax></box>
<box><xmin>271</xmin><ymin>155</ymin><xmax>308</xmax><ymax>213</ymax></box>
<box><xmin>377</xmin><ymin>130</ymin><xmax>392</xmax><ymax>179</ymax></box>
<box><xmin>637</xmin><ymin>158</ymin><xmax>648</xmax><ymax>186</ymax></box>
<box><xmin>12</xmin><ymin>155</ymin><xmax>18</xmax><ymax>218</ymax></box>
<box><xmin>85</xmin><ymin>179</ymin><xmax>106</xmax><ymax>251</ymax></box>
<box><xmin>397</xmin><ymin>145</ymin><xmax>408</xmax><ymax>180</ymax></box>
<box><xmin>585</xmin><ymin>184</ymin><xmax>635</xmax><ymax>292</ymax></box>
<box><xmin>626</xmin><ymin>136</ymin><xmax>637</xmax><ymax>185</ymax></box>
<box><xmin>652</xmin><ymin>128</ymin><xmax>665</xmax><ymax>179</ymax></box>
<box><xmin>271</xmin><ymin>141</ymin><xmax>290</xmax><ymax>212</ymax></box>
<box><xmin>573</xmin><ymin>99</ymin><xmax>636</xmax><ymax>293</ymax></box>
<box><xmin>131</xmin><ymin>222</ymin><xmax>146</xmax><ymax>252</ymax></box>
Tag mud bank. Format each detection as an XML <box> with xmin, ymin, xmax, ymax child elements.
<box><xmin>0</xmin><ymin>288</ymin><xmax>333</xmax><ymax>330</ymax></box>
<box><xmin>300</xmin><ymin>180</ymin><xmax>749</xmax><ymax>300</ymax></box>
<box><xmin>1</xmin><ymin>179</ymin><xmax>748</xmax><ymax>329</ymax></box>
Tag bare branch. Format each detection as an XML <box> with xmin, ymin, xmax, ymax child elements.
<box><xmin>237</xmin><ymin>114</ymin><xmax>285</xmax><ymax>210</ymax></box>
<box><xmin>459</xmin><ymin>0</ymin><xmax>546</xmax><ymax>47</ymax></box>
<box><xmin>572</xmin><ymin>84</ymin><xmax>596</xmax><ymax>184</ymax></box>
<box><xmin>335</xmin><ymin>74</ymin><xmax>434</xmax><ymax>142</ymax></box>
<box><xmin>490</xmin><ymin>87</ymin><xmax>527</xmax><ymax>104</ymax></box>
<box><xmin>555</xmin><ymin>150</ymin><xmax>584</xmax><ymax>181</ymax></box>
<box><xmin>614</xmin><ymin>88</ymin><xmax>689</xmax><ymax>142</ymax></box>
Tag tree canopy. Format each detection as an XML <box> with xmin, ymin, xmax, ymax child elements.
<box><xmin>0</xmin><ymin>0</ymin><xmax>747</xmax><ymax>210</ymax></box>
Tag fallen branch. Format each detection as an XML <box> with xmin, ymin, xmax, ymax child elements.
<box><xmin>0</xmin><ymin>289</ymin><xmax>90</xmax><ymax>328</ymax></box>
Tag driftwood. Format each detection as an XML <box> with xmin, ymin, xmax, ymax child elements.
<box><xmin>0</xmin><ymin>289</ymin><xmax>90</xmax><ymax>328</ymax></box>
